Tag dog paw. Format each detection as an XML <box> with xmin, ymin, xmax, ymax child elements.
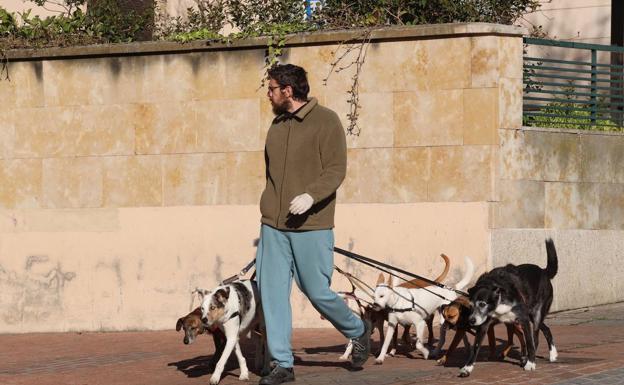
<box><xmin>388</xmin><ymin>349</ymin><xmax>396</xmax><ymax>357</ymax></box>
<box><xmin>459</xmin><ymin>365</ymin><xmax>473</xmax><ymax>377</ymax></box>
<box><xmin>209</xmin><ymin>374</ymin><xmax>221</xmax><ymax>384</ymax></box>
<box><xmin>239</xmin><ymin>371</ymin><xmax>249</xmax><ymax>381</ymax></box>
<box><xmin>421</xmin><ymin>349</ymin><xmax>429</xmax><ymax>360</ymax></box>
<box><xmin>374</xmin><ymin>357</ymin><xmax>384</xmax><ymax>365</ymax></box>
<box><xmin>520</xmin><ymin>356</ymin><xmax>528</xmax><ymax>367</ymax></box>
<box><xmin>436</xmin><ymin>356</ymin><xmax>447</xmax><ymax>366</ymax></box>
<box><xmin>338</xmin><ymin>355</ymin><xmax>349</xmax><ymax>361</ymax></box>
<box><xmin>549</xmin><ymin>347</ymin><xmax>558</xmax><ymax>362</ymax></box>
<box><xmin>523</xmin><ymin>361</ymin><xmax>536</xmax><ymax>371</ymax></box>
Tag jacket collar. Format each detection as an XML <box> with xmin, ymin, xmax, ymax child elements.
<box><xmin>276</xmin><ymin>97</ymin><xmax>317</xmax><ymax>122</ymax></box>
<box><xmin>293</xmin><ymin>97</ymin><xmax>317</xmax><ymax>121</ymax></box>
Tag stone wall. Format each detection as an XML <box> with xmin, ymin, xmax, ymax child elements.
<box><xmin>492</xmin><ymin>126</ymin><xmax>624</xmax><ymax>310</ymax></box>
<box><xmin>2</xmin><ymin>23</ymin><xmax>620</xmax><ymax>333</ymax></box>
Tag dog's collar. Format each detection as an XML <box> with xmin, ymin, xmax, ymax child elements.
<box><xmin>225</xmin><ymin>311</ymin><xmax>240</xmax><ymax>322</ymax></box>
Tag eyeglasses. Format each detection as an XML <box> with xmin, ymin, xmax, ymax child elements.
<box><xmin>267</xmin><ymin>85</ymin><xmax>284</xmax><ymax>94</ymax></box>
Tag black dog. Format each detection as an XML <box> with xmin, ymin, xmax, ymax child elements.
<box><xmin>459</xmin><ymin>238</ymin><xmax>558</xmax><ymax>377</ymax></box>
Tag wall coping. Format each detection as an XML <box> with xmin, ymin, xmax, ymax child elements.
<box><xmin>514</xmin><ymin>126</ymin><xmax>624</xmax><ymax>137</ymax></box>
<box><xmin>5</xmin><ymin>22</ymin><xmax>525</xmax><ymax>62</ymax></box>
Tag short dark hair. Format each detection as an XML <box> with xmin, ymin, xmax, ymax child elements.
<box><xmin>267</xmin><ymin>64</ymin><xmax>310</xmax><ymax>101</ymax></box>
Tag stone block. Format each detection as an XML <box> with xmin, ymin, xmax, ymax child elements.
<box><xmin>0</xmin><ymin>159</ymin><xmax>42</xmax><ymax>209</ymax></box>
<box><xmin>545</xmin><ymin>182</ymin><xmax>600</xmax><ymax>229</ymax></box>
<box><xmin>499</xmin><ymin>36</ymin><xmax>523</xmax><ymax>79</ymax></box>
<box><xmin>541</xmin><ymin>131</ymin><xmax>582</xmax><ymax>182</ymax></box>
<box><xmin>102</xmin><ymin>156</ymin><xmax>162</xmax><ymax>207</ymax></box>
<box><xmin>225</xmin><ymin>151</ymin><xmax>265</xmax><ymax>205</ymax></box>
<box><xmin>429</xmin><ymin>145</ymin><xmax>494</xmax><ymax>202</ymax></box>
<box><xmin>324</xmin><ymin>92</ymin><xmax>394</xmax><ymax>148</ymax></box>
<box><xmin>499</xmin><ymin>128</ymin><xmax>543</xmax><ymax>180</ymax></box>
<box><xmin>499</xmin><ymin>77</ymin><xmax>522</xmax><ymax>129</ymax></box>
<box><xmin>140</xmin><ymin>55</ymin><xmax>198</xmax><ymax>103</ymax></box>
<box><xmin>598</xmin><ymin>183</ymin><xmax>624</xmax><ymax>230</ymax></box>
<box><xmin>471</xmin><ymin>36</ymin><xmax>499</xmax><ymax>88</ymax></box>
<box><xmin>340</xmin><ymin>148</ymin><xmax>394</xmax><ymax>203</ymax></box>
<box><xmin>394</xmin><ymin>90</ymin><xmax>463</xmax><ymax>147</ymax></box>
<box><xmin>360</xmin><ymin>38</ymin><xmax>471</xmax><ymax>93</ymax></box>
<box><xmin>14</xmin><ymin>105</ymin><xmax>135</xmax><ymax>158</ymax></box>
<box><xmin>1</xmin><ymin>61</ymin><xmax>45</xmax><ymax>109</ymax></box>
<box><xmin>194</xmin><ymin>99</ymin><xmax>262</xmax><ymax>152</ymax></box>
<box><xmin>0</xmin><ymin>109</ymin><xmax>15</xmax><ymax>159</ymax></box>
<box><xmin>580</xmin><ymin>134</ymin><xmax>624</xmax><ymax>183</ymax></box>
<box><xmin>463</xmin><ymin>88</ymin><xmax>499</xmax><ymax>145</ymax></box>
<box><xmin>391</xmin><ymin>147</ymin><xmax>430</xmax><ymax>202</ymax></box>
<box><xmin>493</xmin><ymin>179</ymin><xmax>545</xmax><ymax>229</ymax></box>
<box><xmin>134</xmin><ymin>102</ymin><xmax>199</xmax><ymax>155</ymax></box>
<box><xmin>162</xmin><ymin>153</ymin><xmax>227</xmax><ymax>205</ymax></box>
<box><xmin>42</xmin><ymin>157</ymin><xmax>103</xmax><ymax>209</ymax></box>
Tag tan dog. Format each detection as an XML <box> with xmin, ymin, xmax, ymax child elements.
<box><xmin>176</xmin><ymin>307</ymin><xmax>227</xmax><ymax>368</ymax></box>
<box><xmin>437</xmin><ymin>296</ymin><xmax>525</xmax><ymax>365</ymax></box>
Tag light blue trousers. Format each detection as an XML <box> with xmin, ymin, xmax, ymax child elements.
<box><xmin>255</xmin><ymin>224</ymin><xmax>364</xmax><ymax>368</ymax></box>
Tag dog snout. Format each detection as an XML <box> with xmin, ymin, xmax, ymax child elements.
<box><xmin>469</xmin><ymin>316</ymin><xmax>477</xmax><ymax>326</ymax></box>
<box><xmin>201</xmin><ymin>317</ymin><xmax>208</xmax><ymax>324</ymax></box>
<box><xmin>183</xmin><ymin>336</ymin><xmax>190</xmax><ymax>345</ymax></box>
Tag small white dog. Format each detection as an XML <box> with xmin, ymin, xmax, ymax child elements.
<box><xmin>372</xmin><ymin>256</ymin><xmax>474</xmax><ymax>364</ymax></box>
<box><xmin>200</xmin><ymin>279</ymin><xmax>265</xmax><ymax>385</ymax></box>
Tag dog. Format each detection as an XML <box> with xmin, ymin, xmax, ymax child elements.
<box><xmin>372</xmin><ymin>256</ymin><xmax>474</xmax><ymax>364</ymax></box>
<box><xmin>436</xmin><ymin>296</ymin><xmax>525</xmax><ymax>365</ymax></box>
<box><xmin>200</xmin><ymin>279</ymin><xmax>267</xmax><ymax>385</ymax></box>
<box><xmin>176</xmin><ymin>306</ymin><xmax>227</xmax><ymax>368</ymax></box>
<box><xmin>338</xmin><ymin>253</ymin><xmax>451</xmax><ymax>360</ymax></box>
<box><xmin>459</xmin><ymin>238</ymin><xmax>558</xmax><ymax>377</ymax></box>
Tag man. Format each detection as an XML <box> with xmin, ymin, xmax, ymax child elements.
<box><xmin>255</xmin><ymin>64</ymin><xmax>371</xmax><ymax>385</ymax></box>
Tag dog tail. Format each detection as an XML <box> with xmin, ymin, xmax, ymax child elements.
<box><xmin>455</xmin><ymin>256</ymin><xmax>474</xmax><ymax>292</ymax></box>
<box><xmin>545</xmin><ymin>238</ymin><xmax>558</xmax><ymax>279</ymax></box>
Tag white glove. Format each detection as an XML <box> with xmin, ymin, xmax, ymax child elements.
<box><xmin>289</xmin><ymin>193</ymin><xmax>314</xmax><ymax>215</ymax></box>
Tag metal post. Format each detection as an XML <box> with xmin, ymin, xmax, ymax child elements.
<box><xmin>591</xmin><ymin>49</ymin><xmax>597</xmax><ymax>126</ymax></box>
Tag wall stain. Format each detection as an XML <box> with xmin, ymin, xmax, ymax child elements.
<box><xmin>213</xmin><ymin>254</ymin><xmax>223</xmax><ymax>283</ymax></box>
<box><xmin>136</xmin><ymin>259</ymin><xmax>144</xmax><ymax>281</ymax></box>
<box><xmin>95</xmin><ymin>259</ymin><xmax>123</xmax><ymax>313</ymax></box>
<box><xmin>0</xmin><ymin>256</ymin><xmax>76</xmax><ymax>325</ymax></box>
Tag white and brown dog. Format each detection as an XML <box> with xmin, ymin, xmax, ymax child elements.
<box><xmin>338</xmin><ymin>254</ymin><xmax>451</xmax><ymax>361</ymax></box>
<box><xmin>200</xmin><ymin>279</ymin><xmax>266</xmax><ymax>385</ymax></box>
<box><xmin>372</xmin><ymin>256</ymin><xmax>474</xmax><ymax>364</ymax></box>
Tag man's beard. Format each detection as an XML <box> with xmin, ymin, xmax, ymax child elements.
<box><xmin>272</xmin><ymin>99</ymin><xmax>292</xmax><ymax>116</ymax></box>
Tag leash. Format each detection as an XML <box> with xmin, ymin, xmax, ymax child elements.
<box><xmin>220</xmin><ymin>259</ymin><xmax>256</xmax><ymax>285</ymax></box>
<box><xmin>333</xmin><ymin>247</ymin><xmax>469</xmax><ymax>297</ymax></box>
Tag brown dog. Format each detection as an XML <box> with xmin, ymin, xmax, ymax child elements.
<box><xmin>437</xmin><ymin>296</ymin><xmax>525</xmax><ymax>365</ymax></box>
<box><xmin>176</xmin><ymin>307</ymin><xmax>227</xmax><ymax>367</ymax></box>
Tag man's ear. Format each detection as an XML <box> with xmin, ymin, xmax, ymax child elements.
<box><xmin>282</xmin><ymin>85</ymin><xmax>293</xmax><ymax>98</ymax></box>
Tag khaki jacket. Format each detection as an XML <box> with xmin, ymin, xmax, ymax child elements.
<box><xmin>260</xmin><ymin>98</ymin><xmax>347</xmax><ymax>230</ymax></box>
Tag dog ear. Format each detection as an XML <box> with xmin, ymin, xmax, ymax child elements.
<box><xmin>176</xmin><ymin>318</ymin><xmax>184</xmax><ymax>332</ymax></box>
<box><xmin>376</xmin><ymin>273</ymin><xmax>385</xmax><ymax>285</ymax></box>
<box><xmin>215</xmin><ymin>287</ymin><xmax>230</xmax><ymax>305</ymax></box>
<box><xmin>194</xmin><ymin>288</ymin><xmax>211</xmax><ymax>300</ymax></box>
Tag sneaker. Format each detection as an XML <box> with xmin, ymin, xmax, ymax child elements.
<box><xmin>350</xmin><ymin>318</ymin><xmax>372</xmax><ymax>369</ymax></box>
<box><xmin>259</xmin><ymin>365</ymin><xmax>295</xmax><ymax>385</ymax></box>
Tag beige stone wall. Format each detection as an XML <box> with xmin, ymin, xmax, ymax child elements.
<box><xmin>493</xmin><ymin>127</ymin><xmax>624</xmax><ymax>230</ymax></box>
<box><xmin>14</xmin><ymin>23</ymin><xmax>622</xmax><ymax>332</ymax></box>
<box><xmin>491</xmin><ymin>126</ymin><xmax>624</xmax><ymax>311</ymax></box>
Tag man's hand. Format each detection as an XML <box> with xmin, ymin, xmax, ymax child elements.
<box><xmin>289</xmin><ymin>193</ymin><xmax>314</xmax><ymax>215</ymax></box>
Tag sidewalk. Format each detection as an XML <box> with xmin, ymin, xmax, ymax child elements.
<box><xmin>2</xmin><ymin>302</ymin><xmax>624</xmax><ymax>385</ymax></box>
